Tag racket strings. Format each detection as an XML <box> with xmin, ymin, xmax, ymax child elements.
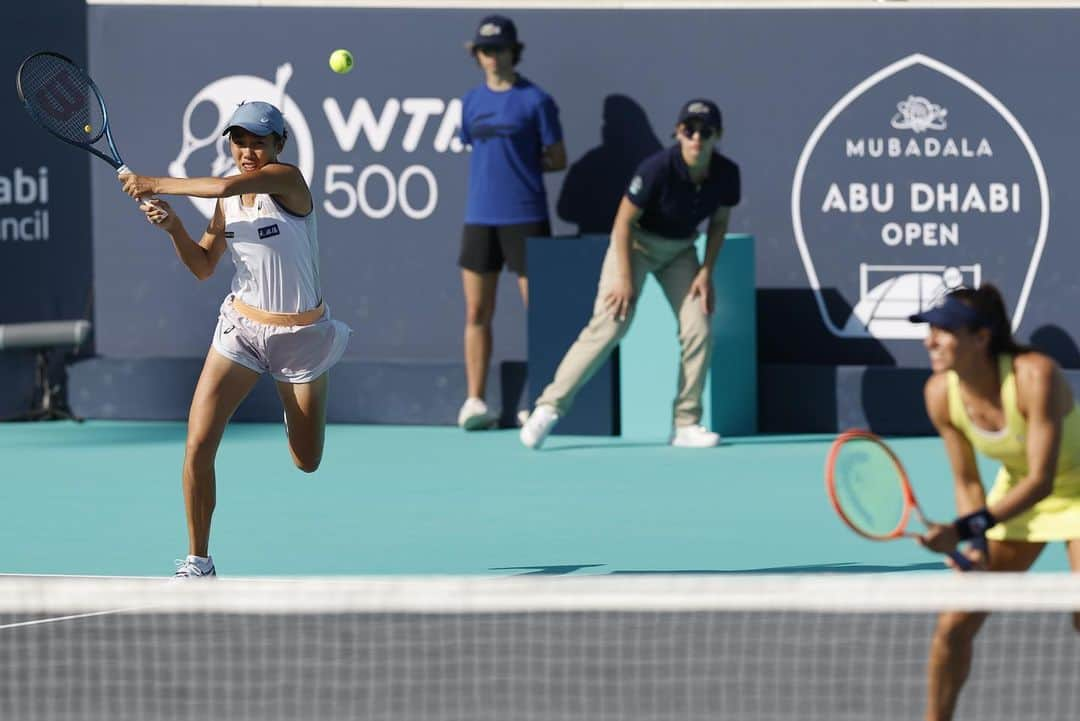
<box><xmin>18</xmin><ymin>55</ymin><xmax>105</xmax><ymax>143</ymax></box>
<box><xmin>832</xmin><ymin>441</ymin><xmax>908</xmax><ymax>537</ymax></box>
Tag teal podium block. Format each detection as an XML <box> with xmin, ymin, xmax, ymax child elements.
<box><xmin>619</xmin><ymin>233</ymin><xmax>756</xmax><ymax>439</ymax></box>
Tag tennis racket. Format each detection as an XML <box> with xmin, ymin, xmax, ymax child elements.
<box><xmin>16</xmin><ymin>51</ymin><xmax>163</xmax><ymax>216</ymax></box>
<box><xmin>825</xmin><ymin>429</ymin><xmax>973</xmax><ymax>571</ymax></box>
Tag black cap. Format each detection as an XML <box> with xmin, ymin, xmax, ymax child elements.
<box><xmin>470</xmin><ymin>15</ymin><xmax>519</xmax><ymax>48</ymax></box>
<box><xmin>677</xmin><ymin>99</ymin><xmax>723</xmax><ymax>130</ymax></box>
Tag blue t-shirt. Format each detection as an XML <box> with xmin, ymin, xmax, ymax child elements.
<box><xmin>626</xmin><ymin>146</ymin><xmax>741</xmax><ymax>239</ymax></box>
<box><xmin>460</xmin><ymin>77</ymin><xmax>563</xmax><ymax>225</ymax></box>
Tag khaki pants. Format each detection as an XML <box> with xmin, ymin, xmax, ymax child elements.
<box><xmin>536</xmin><ymin>228</ymin><xmax>712</xmax><ymax>427</ymax></box>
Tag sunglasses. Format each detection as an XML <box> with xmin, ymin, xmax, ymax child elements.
<box><xmin>475</xmin><ymin>45</ymin><xmax>508</xmax><ymax>56</ymax></box>
<box><xmin>679</xmin><ymin>123</ymin><xmax>717</xmax><ymax>140</ymax></box>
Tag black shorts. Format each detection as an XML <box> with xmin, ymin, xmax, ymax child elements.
<box><xmin>458</xmin><ymin>221</ymin><xmax>551</xmax><ymax>276</ymax></box>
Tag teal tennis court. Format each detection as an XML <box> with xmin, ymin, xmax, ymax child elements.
<box><xmin>2</xmin><ymin>422</ymin><xmax>1071</xmax><ymax>578</ymax></box>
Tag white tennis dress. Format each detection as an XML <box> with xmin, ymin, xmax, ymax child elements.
<box><xmin>211</xmin><ymin>192</ymin><xmax>351</xmax><ymax>383</ymax></box>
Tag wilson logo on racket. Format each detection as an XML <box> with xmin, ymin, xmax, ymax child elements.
<box><xmin>35</xmin><ymin>71</ymin><xmax>84</xmax><ymax>122</ymax></box>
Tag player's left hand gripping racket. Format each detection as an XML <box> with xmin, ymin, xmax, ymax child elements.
<box><xmin>825</xmin><ymin>429</ymin><xmax>974</xmax><ymax>571</ymax></box>
<box><xmin>16</xmin><ymin>51</ymin><xmax>164</xmax><ymax>216</ymax></box>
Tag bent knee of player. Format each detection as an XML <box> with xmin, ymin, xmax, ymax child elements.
<box><xmin>292</xmin><ymin>452</ymin><xmax>321</xmax><ymax>474</ymax></box>
<box><xmin>184</xmin><ymin>432</ymin><xmax>218</xmax><ymax>469</ymax></box>
<box><xmin>933</xmin><ymin>612</ymin><xmax>984</xmax><ymax>647</ymax></box>
<box><xmin>295</xmin><ymin>458</ymin><xmax>321</xmax><ymax>474</ymax></box>
<box><xmin>289</xmin><ymin>442</ymin><xmax>322</xmax><ymax>473</ymax></box>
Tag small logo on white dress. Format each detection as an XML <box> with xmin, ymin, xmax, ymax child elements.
<box><xmin>257</xmin><ymin>223</ymin><xmax>280</xmax><ymax>239</ymax></box>
<box><xmin>891</xmin><ymin>95</ymin><xmax>948</xmax><ymax>133</ymax></box>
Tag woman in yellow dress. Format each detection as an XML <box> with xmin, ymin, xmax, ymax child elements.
<box><xmin>911</xmin><ymin>284</ymin><xmax>1080</xmax><ymax>721</ymax></box>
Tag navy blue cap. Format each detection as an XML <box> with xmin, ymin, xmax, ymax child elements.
<box><xmin>470</xmin><ymin>15</ymin><xmax>519</xmax><ymax>48</ymax></box>
<box><xmin>908</xmin><ymin>295</ymin><xmax>987</xmax><ymax>330</ymax></box>
<box><xmin>221</xmin><ymin>101</ymin><xmax>285</xmax><ymax>137</ymax></box>
<box><xmin>677</xmin><ymin>99</ymin><xmax>723</xmax><ymax>130</ymax></box>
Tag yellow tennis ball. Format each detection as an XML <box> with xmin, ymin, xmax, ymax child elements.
<box><xmin>329</xmin><ymin>49</ymin><xmax>354</xmax><ymax>74</ymax></box>
<box><xmin>84</xmin><ymin>124</ymin><xmax>92</xmax><ymax>134</ymax></box>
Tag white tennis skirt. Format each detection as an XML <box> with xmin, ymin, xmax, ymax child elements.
<box><xmin>211</xmin><ymin>294</ymin><xmax>352</xmax><ymax>384</ymax></box>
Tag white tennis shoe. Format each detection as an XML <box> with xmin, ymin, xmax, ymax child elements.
<box><xmin>173</xmin><ymin>555</ymin><xmax>216</xmax><ymax>579</ymax></box>
<box><xmin>458</xmin><ymin>397</ymin><xmax>497</xmax><ymax>430</ymax></box>
<box><xmin>670</xmin><ymin>425</ymin><xmax>722</xmax><ymax>448</ymax></box>
<box><xmin>520</xmin><ymin>405</ymin><xmax>559</xmax><ymax>449</ymax></box>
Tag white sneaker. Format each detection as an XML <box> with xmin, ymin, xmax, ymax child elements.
<box><xmin>173</xmin><ymin>555</ymin><xmax>216</xmax><ymax>579</ymax></box>
<box><xmin>671</xmin><ymin>425</ymin><xmax>722</xmax><ymax>448</ymax></box>
<box><xmin>520</xmin><ymin>405</ymin><xmax>559</xmax><ymax>449</ymax></box>
<box><xmin>458</xmin><ymin>397</ymin><xmax>496</xmax><ymax>430</ymax></box>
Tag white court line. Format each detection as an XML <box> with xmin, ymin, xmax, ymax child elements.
<box><xmin>0</xmin><ymin>607</ymin><xmax>149</xmax><ymax>631</ymax></box>
<box><xmin>0</xmin><ymin>573</ymin><xmax>171</xmax><ymax>630</ymax></box>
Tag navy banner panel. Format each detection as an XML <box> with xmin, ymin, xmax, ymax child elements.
<box><xmin>1</xmin><ymin>2</ymin><xmax>90</xmax><ymax>417</ymax></box>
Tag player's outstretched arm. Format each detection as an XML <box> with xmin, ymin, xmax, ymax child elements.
<box><xmin>120</xmin><ymin>163</ymin><xmax>307</xmax><ymax>202</ymax></box>
<box><xmin>919</xmin><ymin>374</ymin><xmax>986</xmax><ymax>557</ymax></box>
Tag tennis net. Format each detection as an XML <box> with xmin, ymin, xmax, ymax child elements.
<box><xmin>2</xmin><ymin>573</ymin><xmax>1078</xmax><ymax>720</ymax></box>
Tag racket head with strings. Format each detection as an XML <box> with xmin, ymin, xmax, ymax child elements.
<box><xmin>16</xmin><ymin>51</ymin><xmax>124</xmax><ymax>170</ymax></box>
<box><xmin>825</xmin><ymin>429</ymin><xmax>973</xmax><ymax>570</ymax></box>
<box><xmin>17</xmin><ymin>51</ymin><xmax>165</xmax><ymax>219</ymax></box>
<box><xmin>825</xmin><ymin>429</ymin><xmax>916</xmax><ymax>540</ymax></box>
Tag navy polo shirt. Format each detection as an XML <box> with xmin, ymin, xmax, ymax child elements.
<box><xmin>626</xmin><ymin>146</ymin><xmax>740</xmax><ymax>239</ymax></box>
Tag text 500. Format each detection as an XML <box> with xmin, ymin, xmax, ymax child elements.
<box><xmin>323</xmin><ymin>164</ymin><xmax>437</xmax><ymax>220</ymax></box>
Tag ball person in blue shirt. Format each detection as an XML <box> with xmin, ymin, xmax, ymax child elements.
<box><xmin>456</xmin><ymin>15</ymin><xmax>566</xmax><ymax>430</ymax></box>
<box><xmin>521</xmin><ymin>99</ymin><xmax>740</xmax><ymax>449</ymax></box>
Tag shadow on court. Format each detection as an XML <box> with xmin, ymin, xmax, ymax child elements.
<box><xmin>541</xmin><ymin>441</ymin><xmax>672</xmax><ymax>452</ymax></box>
<box><xmin>612</xmin><ymin>562</ymin><xmax>946</xmax><ymax>574</ymax></box>
<box><xmin>494</xmin><ymin>562</ymin><xmax>946</xmax><ymax>575</ymax></box>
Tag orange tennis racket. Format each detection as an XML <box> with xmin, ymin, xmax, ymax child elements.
<box><xmin>825</xmin><ymin>429</ymin><xmax>971</xmax><ymax>570</ymax></box>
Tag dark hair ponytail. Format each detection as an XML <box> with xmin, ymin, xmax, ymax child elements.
<box><xmin>949</xmin><ymin>284</ymin><xmax>1030</xmax><ymax>356</ymax></box>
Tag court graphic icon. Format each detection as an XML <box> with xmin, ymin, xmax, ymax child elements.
<box><xmin>791</xmin><ymin>54</ymin><xmax>1048</xmax><ymax>342</ymax></box>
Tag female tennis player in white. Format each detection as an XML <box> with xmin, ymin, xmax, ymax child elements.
<box><xmin>120</xmin><ymin>101</ymin><xmax>351</xmax><ymax>579</ymax></box>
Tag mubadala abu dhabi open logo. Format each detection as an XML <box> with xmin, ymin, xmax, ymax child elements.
<box><xmin>791</xmin><ymin>54</ymin><xmax>1048</xmax><ymax>340</ymax></box>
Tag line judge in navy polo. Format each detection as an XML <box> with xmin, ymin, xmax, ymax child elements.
<box><xmin>521</xmin><ymin>99</ymin><xmax>741</xmax><ymax>450</ymax></box>
<box><xmin>455</xmin><ymin>15</ymin><xmax>567</xmax><ymax>431</ymax></box>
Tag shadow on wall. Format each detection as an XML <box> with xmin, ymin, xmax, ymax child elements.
<box><xmin>557</xmin><ymin>94</ymin><xmax>662</xmax><ymax>235</ymax></box>
<box><xmin>756</xmin><ymin>287</ymin><xmax>896</xmax><ymax>365</ymax></box>
<box><xmin>1030</xmin><ymin>324</ymin><xmax>1080</xmax><ymax>369</ymax></box>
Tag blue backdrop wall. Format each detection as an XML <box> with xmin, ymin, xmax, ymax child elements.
<box><xmin>7</xmin><ymin>4</ymin><xmax>1080</xmax><ymax>429</ymax></box>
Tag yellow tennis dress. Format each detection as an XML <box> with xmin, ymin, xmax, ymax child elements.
<box><xmin>947</xmin><ymin>354</ymin><xmax>1080</xmax><ymax>541</ymax></box>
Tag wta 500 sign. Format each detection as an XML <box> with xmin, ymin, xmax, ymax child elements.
<box><xmin>792</xmin><ymin>54</ymin><xmax>1048</xmax><ymax>340</ymax></box>
<box><xmin>169</xmin><ymin>62</ymin><xmax>463</xmax><ymax>222</ymax></box>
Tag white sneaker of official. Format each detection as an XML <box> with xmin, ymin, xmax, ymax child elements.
<box><xmin>457</xmin><ymin>397</ymin><xmax>497</xmax><ymax>430</ymax></box>
<box><xmin>520</xmin><ymin>405</ymin><xmax>559</xmax><ymax>449</ymax></box>
<box><xmin>670</xmin><ymin>425</ymin><xmax>722</xmax><ymax>448</ymax></box>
